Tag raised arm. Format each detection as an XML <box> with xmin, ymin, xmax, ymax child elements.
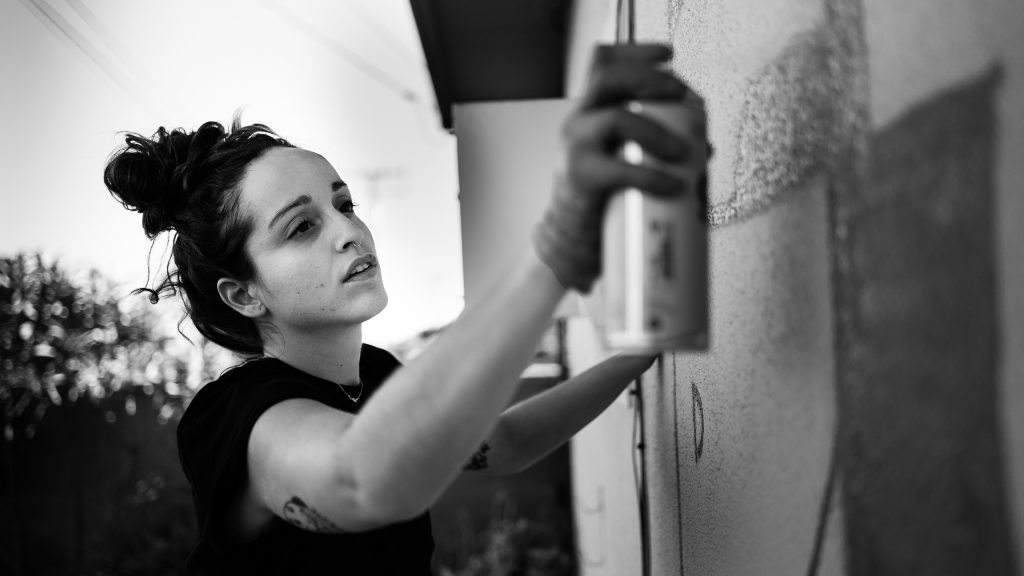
<box><xmin>242</xmin><ymin>44</ymin><xmax>692</xmax><ymax>536</ymax></box>
<box><xmin>462</xmin><ymin>354</ymin><xmax>658</xmax><ymax>476</ymax></box>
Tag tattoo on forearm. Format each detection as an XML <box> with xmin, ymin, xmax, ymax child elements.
<box><xmin>464</xmin><ymin>441</ymin><xmax>491</xmax><ymax>470</ymax></box>
<box><xmin>282</xmin><ymin>496</ymin><xmax>345</xmax><ymax>533</ymax></box>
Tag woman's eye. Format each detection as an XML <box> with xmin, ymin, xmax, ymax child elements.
<box><xmin>288</xmin><ymin>220</ymin><xmax>313</xmax><ymax>238</ymax></box>
<box><xmin>338</xmin><ymin>201</ymin><xmax>359</xmax><ymax>213</ymax></box>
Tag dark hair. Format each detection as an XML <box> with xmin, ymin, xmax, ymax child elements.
<box><xmin>104</xmin><ymin>117</ymin><xmax>295</xmax><ymax>355</ymax></box>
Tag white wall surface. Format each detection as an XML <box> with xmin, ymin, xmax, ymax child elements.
<box><xmin>453</xmin><ymin>99</ymin><xmax>578</xmax><ymax>318</ymax></box>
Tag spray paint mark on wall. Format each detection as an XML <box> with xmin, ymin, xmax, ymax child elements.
<box><xmin>668</xmin><ymin>0</ymin><xmax>868</xmax><ymax>227</ymax></box>
<box><xmin>718</xmin><ymin>0</ymin><xmax>866</xmax><ymax>226</ymax></box>
<box><xmin>836</xmin><ymin>65</ymin><xmax>1016</xmax><ymax>576</ymax></box>
<box><xmin>690</xmin><ymin>381</ymin><xmax>704</xmax><ymax>463</ymax></box>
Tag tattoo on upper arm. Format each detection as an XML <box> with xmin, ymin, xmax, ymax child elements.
<box><xmin>282</xmin><ymin>496</ymin><xmax>346</xmax><ymax>533</ymax></box>
<box><xmin>464</xmin><ymin>441</ymin><xmax>491</xmax><ymax>471</ymax></box>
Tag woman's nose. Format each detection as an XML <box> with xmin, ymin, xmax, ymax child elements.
<box><xmin>331</xmin><ymin>216</ymin><xmax>364</xmax><ymax>252</ymax></box>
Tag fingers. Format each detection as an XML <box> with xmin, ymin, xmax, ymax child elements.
<box><xmin>565</xmin><ymin>107</ymin><xmax>690</xmax><ymax>162</ymax></box>
<box><xmin>583</xmin><ymin>67</ymin><xmax>687</xmax><ymax>109</ymax></box>
<box><xmin>582</xmin><ymin>44</ymin><xmax>686</xmax><ymax>108</ymax></box>
<box><xmin>569</xmin><ymin>149</ymin><xmax>686</xmax><ymax>198</ymax></box>
<box><xmin>564</xmin><ymin>43</ymin><xmax>700</xmax><ymax>202</ymax></box>
<box><xmin>591</xmin><ymin>43</ymin><xmax>673</xmax><ymax>67</ymax></box>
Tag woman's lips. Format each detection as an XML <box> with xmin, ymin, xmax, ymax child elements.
<box><xmin>343</xmin><ymin>262</ymin><xmax>378</xmax><ymax>283</ymax></box>
<box><xmin>343</xmin><ymin>253</ymin><xmax>378</xmax><ymax>282</ymax></box>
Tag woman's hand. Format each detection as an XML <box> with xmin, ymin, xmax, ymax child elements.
<box><xmin>476</xmin><ymin>351</ymin><xmax>661</xmax><ymax>475</ymax></box>
<box><xmin>533</xmin><ymin>43</ymin><xmax>694</xmax><ymax>293</ymax></box>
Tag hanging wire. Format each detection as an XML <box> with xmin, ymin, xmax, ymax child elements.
<box><xmin>672</xmin><ymin>357</ymin><xmax>685</xmax><ymax>572</ymax></box>
<box><xmin>616</xmin><ymin>0</ymin><xmax>652</xmax><ymax>572</ymax></box>
<box><xmin>627</xmin><ymin>0</ymin><xmax>636</xmax><ymax>44</ymax></box>
<box><xmin>255</xmin><ymin>0</ymin><xmax>452</xmax><ymax>148</ymax></box>
<box><xmin>18</xmin><ymin>0</ymin><xmax>152</xmax><ymax>112</ymax></box>
<box><xmin>615</xmin><ymin>0</ymin><xmax>637</xmax><ymax>44</ymax></box>
<box><xmin>805</xmin><ymin>415</ymin><xmax>840</xmax><ymax>576</ymax></box>
<box><xmin>631</xmin><ymin>377</ymin><xmax>651</xmax><ymax>576</ymax></box>
<box><xmin>256</xmin><ymin>0</ymin><xmax>421</xmax><ymax>104</ymax></box>
<box><xmin>65</xmin><ymin>0</ymin><xmax>149</xmax><ymax>84</ymax></box>
<box><xmin>337</xmin><ymin>0</ymin><xmax>427</xmax><ymax>68</ymax></box>
<box><xmin>305</xmin><ymin>0</ymin><xmax>450</xmax><ymax>146</ymax></box>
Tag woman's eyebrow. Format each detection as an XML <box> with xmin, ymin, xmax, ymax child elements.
<box><xmin>331</xmin><ymin>180</ymin><xmax>347</xmax><ymax>192</ymax></box>
<box><xmin>268</xmin><ymin>195</ymin><xmax>312</xmax><ymax>230</ymax></box>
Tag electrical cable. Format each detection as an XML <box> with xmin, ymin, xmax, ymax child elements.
<box><xmin>619</xmin><ymin>0</ymin><xmax>651</xmax><ymax>572</ymax></box>
<box><xmin>631</xmin><ymin>378</ymin><xmax>651</xmax><ymax>576</ymax></box>
<box><xmin>672</xmin><ymin>357</ymin><xmax>685</xmax><ymax>575</ymax></box>
<box><xmin>18</xmin><ymin>0</ymin><xmax>151</xmax><ymax>112</ymax></box>
<box><xmin>339</xmin><ymin>0</ymin><xmax>427</xmax><ymax>68</ymax></box>
<box><xmin>256</xmin><ymin>0</ymin><xmax>422</xmax><ymax>105</ymax></box>
<box><xmin>627</xmin><ymin>0</ymin><xmax>636</xmax><ymax>45</ymax></box>
<box><xmin>65</xmin><ymin>0</ymin><xmax>152</xmax><ymax>88</ymax></box>
<box><xmin>257</xmin><ymin>0</ymin><xmax>450</xmax><ymax>149</ymax></box>
<box><xmin>805</xmin><ymin>417</ymin><xmax>840</xmax><ymax>576</ymax></box>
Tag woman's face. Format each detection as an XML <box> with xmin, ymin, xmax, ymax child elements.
<box><xmin>236</xmin><ymin>147</ymin><xmax>387</xmax><ymax>334</ymax></box>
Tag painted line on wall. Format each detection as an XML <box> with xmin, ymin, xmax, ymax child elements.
<box><xmin>672</xmin><ymin>355</ymin><xmax>685</xmax><ymax>576</ymax></box>
<box><xmin>690</xmin><ymin>381</ymin><xmax>704</xmax><ymax>463</ymax></box>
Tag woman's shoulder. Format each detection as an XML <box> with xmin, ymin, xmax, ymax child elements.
<box><xmin>178</xmin><ymin>357</ymin><xmax>319</xmax><ymax>434</ymax></box>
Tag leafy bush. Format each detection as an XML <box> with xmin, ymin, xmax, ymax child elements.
<box><xmin>0</xmin><ymin>253</ymin><xmax>191</xmax><ymax>438</ymax></box>
<box><xmin>440</xmin><ymin>515</ymin><xmax>575</xmax><ymax>576</ymax></box>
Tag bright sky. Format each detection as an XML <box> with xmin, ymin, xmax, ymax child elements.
<box><xmin>0</xmin><ymin>0</ymin><xmax>463</xmax><ymax>347</ymax></box>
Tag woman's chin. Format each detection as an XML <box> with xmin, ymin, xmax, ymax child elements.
<box><xmin>358</xmin><ymin>290</ymin><xmax>389</xmax><ymax>322</ymax></box>
<box><xmin>368</xmin><ymin>297</ymin><xmax>388</xmax><ymax>321</ymax></box>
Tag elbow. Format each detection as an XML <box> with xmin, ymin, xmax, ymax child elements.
<box><xmin>487</xmin><ymin>417</ymin><xmax>528</xmax><ymax>475</ymax></box>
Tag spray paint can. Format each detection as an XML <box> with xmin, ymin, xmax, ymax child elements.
<box><xmin>601</xmin><ymin>94</ymin><xmax>709</xmax><ymax>353</ymax></box>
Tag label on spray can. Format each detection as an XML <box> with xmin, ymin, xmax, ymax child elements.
<box><xmin>601</xmin><ymin>95</ymin><xmax>709</xmax><ymax>353</ymax></box>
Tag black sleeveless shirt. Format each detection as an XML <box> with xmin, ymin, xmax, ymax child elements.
<box><xmin>177</xmin><ymin>344</ymin><xmax>434</xmax><ymax>575</ymax></box>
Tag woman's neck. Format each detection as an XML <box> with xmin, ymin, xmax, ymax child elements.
<box><xmin>262</xmin><ymin>323</ymin><xmax>363</xmax><ymax>386</ymax></box>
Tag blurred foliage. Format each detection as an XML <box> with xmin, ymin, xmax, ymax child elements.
<box><xmin>0</xmin><ymin>252</ymin><xmax>224</xmax><ymax>576</ymax></box>
<box><xmin>0</xmin><ymin>252</ymin><xmax>203</xmax><ymax>440</ymax></box>
<box><xmin>440</xmin><ymin>516</ymin><xmax>575</xmax><ymax>576</ymax></box>
<box><xmin>438</xmin><ymin>492</ymin><xmax>576</xmax><ymax>576</ymax></box>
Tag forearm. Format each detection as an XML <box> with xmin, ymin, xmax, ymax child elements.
<box><xmin>314</xmin><ymin>42</ymin><xmax>686</xmax><ymax>527</ymax></box>
<box><xmin>341</xmin><ymin>247</ymin><xmax>567</xmax><ymax>519</ymax></box>
<box><xmin>485</xmin><ymin>354</ymin><xmax>656</xmax><ymax>474</ymax></box>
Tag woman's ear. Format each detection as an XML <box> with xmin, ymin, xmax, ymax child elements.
<box><xmin>216</xmin><ymin>278</ymin><xmax>266</xmax><ymax>318</ymax></box>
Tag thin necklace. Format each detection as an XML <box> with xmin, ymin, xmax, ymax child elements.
<box><xmin>338</xmin><ymin>380</ymin><xmax>363</xmax><ymax>403</ymax></box>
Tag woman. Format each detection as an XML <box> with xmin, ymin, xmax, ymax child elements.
<box><xmin>104</xmin><ymin>44</ymin><xmax>695</xmax><ymax>574</ymax></box>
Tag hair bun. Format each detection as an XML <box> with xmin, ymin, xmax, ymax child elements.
<box><xmin>104</xmin><ymin>122</ymin><xmax>227</xmax><ymax>238</ymax></box>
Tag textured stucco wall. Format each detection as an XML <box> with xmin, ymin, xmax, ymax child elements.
<box><xmin>566</xmin><ymin>0</ymin><xmax>1024</xmax><ymax>574</ymax></box>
